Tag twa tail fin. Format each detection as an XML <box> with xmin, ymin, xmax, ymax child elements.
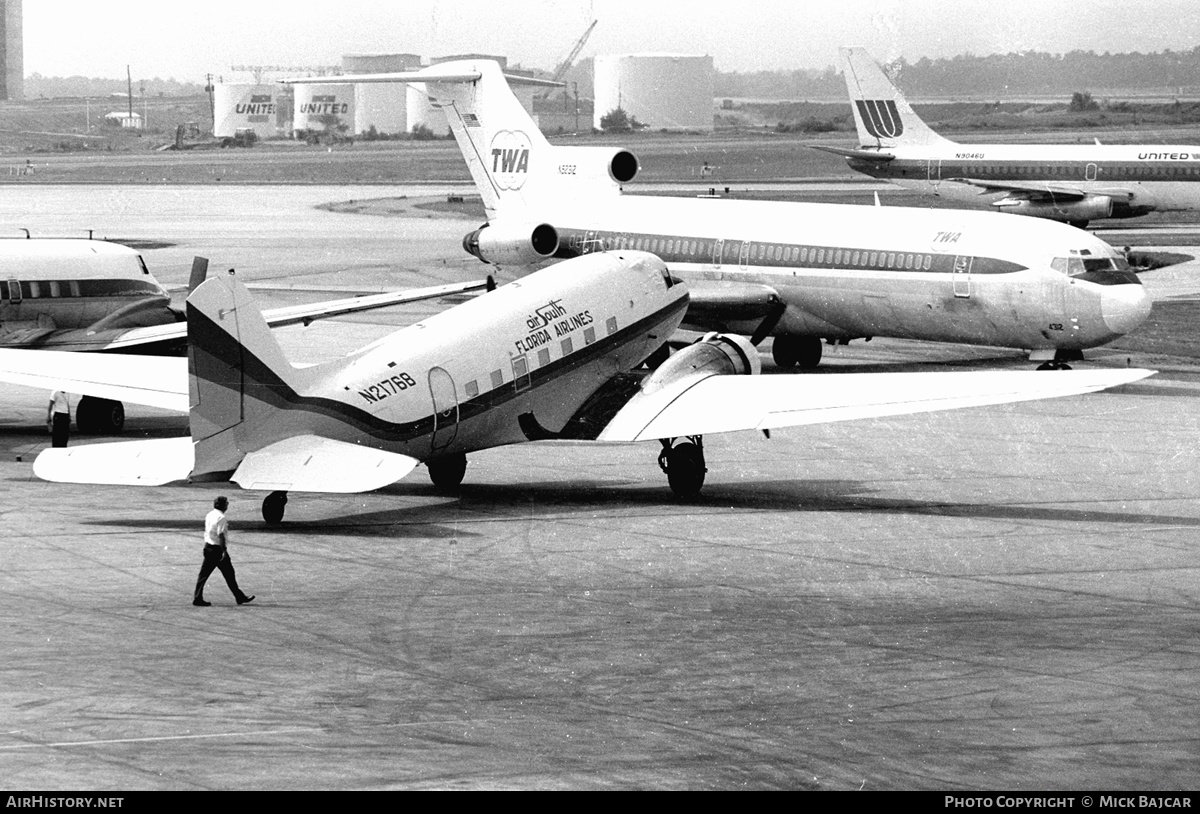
<box><xmin>840</xmin><ymin>46</ymin><xmax>952</xmax><ymax>149</ymax></box>
<box><xmin>186</xmin><ymin>271</ymin><xmax>308</xmax><ymax>480</ymax></box>
<box><xmin>286</xmin><ymin>61</ymin><xmax>634</xmax><ymax>218</ymax></box>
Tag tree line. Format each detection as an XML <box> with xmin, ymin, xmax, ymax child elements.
<box><xmin>713</xmin><ymin>47</ymin><xmax>1200</xmax><ymax>99</ymax></box>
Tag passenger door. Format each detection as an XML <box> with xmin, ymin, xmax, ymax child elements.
<box><xmin>952</xmin><ymin>255</ymin><xmax>972</xmax><ymax>298</ymax></box>
<box><xmin>428</xmin><ymin>366</ymin><xmax>459</xmax><ymax>453</ymax></box>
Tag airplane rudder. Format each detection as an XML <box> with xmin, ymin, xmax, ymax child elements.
<box><xmin>186</xmin><ymin>274</ymin><xmax>298</xmax><ymax>438</ymax></box>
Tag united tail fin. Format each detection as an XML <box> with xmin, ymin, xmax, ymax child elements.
<box><xmin>840</xmin><ymin>46</ymin><xmax>952</xmax><ymax>149</ymax></box>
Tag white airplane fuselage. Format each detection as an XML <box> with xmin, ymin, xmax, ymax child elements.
<box><xmin>835</xmin><ymin>46</ymin><xmax>1200</xmax><ymax>223</ymax></box>
<box><xmin>850</xmin><ymin>143</ymin><xmax>1200</xmax><ymax>219</ymax></box>
<box><xmin>0</xmin><ymin>239</ymin><xmax>175</xmax><ymax>349</ymax></box>
<box><xmin>488</xmin><ymin>194</ymin><xmax>1149</xmax><ymax>354</ymax></box>
<box><xmin>188</xmin><ymin>252</ymin><xmax>688</xmax><ymax>479</ymax></box>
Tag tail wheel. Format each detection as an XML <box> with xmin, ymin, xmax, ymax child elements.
<box><xmin>659</xmin><ymin>439</ymin><xmax>706</xmax><ymax>498</ymax></box>
<box><xmin>428</xmin><ymin>453</ymin><xmax>468</xmax><ymax>490</ymax></box>
<box><xmin>262</xmin><ymin>491</ymin><xmax>288</xmax><ymax>525</ymax></box>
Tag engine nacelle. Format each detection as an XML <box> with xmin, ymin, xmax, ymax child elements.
<box><xmin>550</xmin><ymin>146</ymin><xmax>640</xmax><ymax>187</ymax></box>
<box><xmin>995</xmin><ymin>195</ymin><xmax>1113</xmax><ymax>223</ymax></box>
<box><xmin>641</xmin><ymin>332</ymin><xmax>760</xmax><ymax>395</ymax></box>
<box><xmin>462</xmin><ymin>220</ymin><xmax>560</xmax><ymax>266</ymax></box>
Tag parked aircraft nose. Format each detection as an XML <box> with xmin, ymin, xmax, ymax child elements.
<box><xmin>1101</xmin><ymin>283</ymin><xmax>1153</xmax><ymax>336</ymax></box>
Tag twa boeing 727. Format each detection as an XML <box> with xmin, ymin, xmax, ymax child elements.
<box><xmin>820</xmin><ymin>46</ymin><xmax>1200</xmax><ymax>226</ymax></box>
<box><xmin>286</xmin><ymin>60</ymin><xmax>1149</xmax><ymax>370</ymax></box>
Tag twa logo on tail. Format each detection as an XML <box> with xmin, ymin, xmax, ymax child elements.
<box><xmin>855</xmin><ymin>100</ymin><xmax>904</xmax><ymax>139</ymax></box>
<box><xmin>489</xmin><ymin>130</ymin><xmax>532</xmax><ymax>190</ymax></box>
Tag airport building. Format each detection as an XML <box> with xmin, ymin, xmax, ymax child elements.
<box><xmin>593</xmin><ymin>54</ymin><xmax>713</xmax><ymax>131</ymax></box>
<box><xmin>343</xmin><ymin>53</ymin><xmax>420</xmax><ymax>137</ymax></box>
<box><xmin>0</xmin><ymin>0</ymin><xmax>21</xmax><ymax>101</ymax></box>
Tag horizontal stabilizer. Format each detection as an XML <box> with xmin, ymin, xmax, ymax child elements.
<box><xmin>231</xmin><ymin>435</ymin><xmax>420</xmax><ymax>493</ymax></box>
<box><xmin>34</xmin><ymin>437</ymin><xmax>194</xmax><ymax>485</ymax></box>
<box><xmin>283</xmin><ymin>66</ymin><xmax>562</xmax><ymax>88</ymax></box>
<box><xmin>599</xmin><ymin>368</ymin><xmax>1155</xmax><ymax>443</ymax></box>
<box><xmin>0</xmin><ymin>349</ymin><xmax>188</xmax><ymax>411</ymax></box>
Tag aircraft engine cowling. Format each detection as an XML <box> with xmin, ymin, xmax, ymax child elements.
<box><xmin>641</xmin><ymin>332</ymin><xmax>760</xmax><ymax>395</ymax></box>
<box><xmin>996</xmin><ymin>195</ymin><xmax>1114</xmax><ymax>223</ymax></box>
<box><xmin>462</xmin><ymin>221</ymin><xmax>560</xmax><ymax>266</ymax></box>
<box><xmin>551</xmin><ymin>146</ymin><xmax>640</xmax><ymax>187</ymax></box>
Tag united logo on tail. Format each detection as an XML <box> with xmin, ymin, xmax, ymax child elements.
<box><xmin>855</xmin><ymin>99</ymin><xmax>904</xmax><ymax>139</ymax></box>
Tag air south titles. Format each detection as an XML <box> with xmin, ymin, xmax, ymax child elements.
<box><xmin>515</xmin><ymin>299</ymin><xmax>592</xmax><ymax>354</ymax></box>
<box><xmin>944</xmin><ymin>797</ymin><xmax>1192</xmax><ymax>809</ymax></box>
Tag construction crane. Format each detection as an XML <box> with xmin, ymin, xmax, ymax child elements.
<box><xmin>540</xmin><ymin>19</ymin><xmax>597</xmax><ymax>99</ymax></box>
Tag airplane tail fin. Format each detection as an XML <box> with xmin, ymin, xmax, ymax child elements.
<box><xmin>186</xmin><ymin>271</ymin><xmax>308</xmax><ymax>480</ymax></box>
<box><xmin>288</xmin><ymin>61</ymin><xmax>634</xmax><ymax>218</ymax></box>
<box><xmin>840</xmin><ymin>47</ymin><xmax>951</xmax><ymax>149</ymax></box>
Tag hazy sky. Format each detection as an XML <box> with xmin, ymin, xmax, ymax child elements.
<box><xmin>24</xmin><ymin>0</ymin><xmax>1200</xmax><ymax>82</ymax></box>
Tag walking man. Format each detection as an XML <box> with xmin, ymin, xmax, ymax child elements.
<box><xmin>47</xmin><ymin>390</ymin><xmax>70</xmax><ymax>448</ymax></box>
<box><xmin>194</xmin><ymin>496</ymin><xmax>255</xmax><ymax>607</ymax></box>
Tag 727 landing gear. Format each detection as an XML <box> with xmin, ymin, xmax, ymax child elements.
<box><xmin>658</xmin><ymin>436</ymin><xmax>706</xmax><ymax>497</ymax></box>
<box><xmin>771</xmin><ymin>335</ymin><xmax>823</xmax><ymax>370</ymax></box>
<box><xmin>262</xmin><ymin>490</ymin><xmax>288</xmax><ymax>525</ymax></box>
<box><xmin>75</xmin><ymin>396</ymin><xmax>125</xmax><ymax>434</ymax></box>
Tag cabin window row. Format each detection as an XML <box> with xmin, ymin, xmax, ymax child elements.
<box><xmin>460</xmin><ymin>324</ymin><xmax>609</xmax><ymax>402</ymax></box>
<box><xmin>0</xmin><ymin>279</ymin><xmax>162</xmax><ymax>301</ymax></box>
<box><xmin>945</xmin><ymin>165</ymin><xmax>1200</xmax><ymax>178</ymax></box>
<box><xmin>578</xmin><ymin>233</ymin><xmax>936</xmax><ymax>271</ymax></box>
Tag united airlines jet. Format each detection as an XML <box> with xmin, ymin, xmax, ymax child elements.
<box><xmin>821</xmin><ymin>46</ymin><xmax>1200</xmax><ymax>226</ymax></box>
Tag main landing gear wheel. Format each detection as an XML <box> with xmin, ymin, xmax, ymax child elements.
<box><xmin>1036</xmin><ymin>361</ymin><xmax>1073</xmax><ymax>371</ymax></box>
<box><xmin>771</xmin><ymin>336</ymin><xmax>822</xmax><ymax>370</ymax></box>
<box><xmin>75</xmin><ymin>396</ymin><xmax>125</xmax><ymax>434</ymax></box>
<box><xmin>427</xmin><ymin>453</ymin><xmax>468</xmax><ymax>490</ymax></box>
<box><xmin>659</xmin><ymin>438</ymin><xmax>706</xmax><ymax>498</ymax></box>
<box><xmin>262</xmin><ymin>491</ymin><xmax>288</xmax><ymax>525</ymax></box>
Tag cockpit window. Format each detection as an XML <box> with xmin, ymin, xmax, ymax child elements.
<box><xmin>1053</xmin><ymin>254</ymin><xmax>1141</xmax><ymax>285</ymax></box>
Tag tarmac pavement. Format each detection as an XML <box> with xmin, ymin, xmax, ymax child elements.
<box><xmin>0</xmin><ymin>186</ymin><xmax>1198</xmax><ymax>790</ymax></box>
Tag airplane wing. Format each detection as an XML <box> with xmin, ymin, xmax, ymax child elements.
<box><xmin>597</xmin><ymin>368</ymin><xmax>1154</xmax><ymax>442</ymax></box>
<box><xmin>59</xmin><ymin>279</ymin><xmax>491</xmax><ymax>354</ymax></box>
<box><xmin>256</xmin><ymin>279</ymin><xmax>490</xmax><ymax>328</ymax></box>
<box><xmin>0</xmin><ymin>348</ymin><xmax>188</xmax><ymax>411</ymax></box>
<box><xmin>950</xmin><ymin>177</ymin><xmax>1137</xmax><ymax>202</ymax></box>
<box><xmin>809</xmin><ymin>144</ymin><xmax>896</xmax><ymax>163</ymax></box>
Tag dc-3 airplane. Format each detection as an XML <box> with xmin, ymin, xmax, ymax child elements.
<box><xmin>0</xmin><ymin>252</ymin><xmax>1151</xmax><ymax>523</ymax></box>
<box><xmin>818</xmin><ymin>46</ymin><xmax>1200</xmax><ymax>227</ymax></box>
<box><xmin>284</xmin><ymin>59</ymin><xmax>1151</xmax><ymax>371</ymax></box>
<box><xmin>0</xmin><ymin>236</ymin><xmax>488</xmax><ymax>432</ymax></box>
